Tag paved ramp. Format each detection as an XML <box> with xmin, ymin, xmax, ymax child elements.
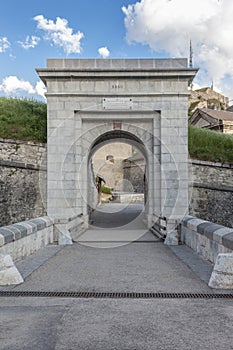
<box><xmin>77</xmin><ymin>203</ymin><xmax>151</xmax><ymax>248</ymax></box>
<box><xmin>1</xmin><ymin>204</ymin><xmax>233</xmax><ymax>349</ymax></box>
<box><xmin>8</xmin><ymin>204</ymin><xmax>211</xmax><ymax>294</ymax></box>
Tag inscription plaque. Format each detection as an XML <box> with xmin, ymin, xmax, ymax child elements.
<box><xmin>103</xmin><ymin>98</ymin><xmax>133</xmax><ymax>110</ymax></box>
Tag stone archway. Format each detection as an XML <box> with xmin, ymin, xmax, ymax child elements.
<box><xmin>37</xmin><ymin>58</ymin><xmax>197</xmax><ymax>245</ymax></box>
<box><xmin>76</xmin><ymin>116</ymin><xmax>159</xmax><ymax>228</ymax></box>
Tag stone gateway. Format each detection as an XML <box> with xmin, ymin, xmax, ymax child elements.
<box><xmin>37</xmin><ymin>58</ymin><xmax>197</xmax><ymax>245</ymax></box>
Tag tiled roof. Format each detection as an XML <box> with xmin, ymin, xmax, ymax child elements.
<box><xmin>198</xmin><ymin>108</ymin><xmax>233</xmax><ymax>121</ymax></box>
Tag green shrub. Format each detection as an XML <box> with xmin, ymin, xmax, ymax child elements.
<box><xmin>188</xmin><ymin>125</ymin><xmax>233</xmax><ymax>164</ymax></box>
<box><xmin>101</xmin><ymin>185</ymin><xmax>111</xmax><ymax>194</ymax></box>
<box><xmin>0</xmin><ymin>97</ymin><xmax>47</xmax><ymax>142</ymax></box>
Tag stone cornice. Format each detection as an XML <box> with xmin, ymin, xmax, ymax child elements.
<box><xmin>45</xmin><ymin>92</ymin><xmax>191</xmax><ymax>98</ymax></box>
<box><xmin>37</xmin><ymin>69</ymin><xmax>198</xmax><ymax>83</ymax></box>
<box><xmin>37</xmin><ymin>58</ymin><xmax>198</xmax><ymax>84</ymax></box>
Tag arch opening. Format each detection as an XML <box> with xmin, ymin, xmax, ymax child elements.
<box><xmin>87</xmin><ymin>131</ymin><xmax>149</xmax><ymax>229</ymax></box>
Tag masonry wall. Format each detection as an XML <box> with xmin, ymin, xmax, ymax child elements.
<box><xmin>123</xmin><ymin>158</ymin><xmax>145</xmax><ymax>193</ymax></box>
<box><xmin>121</xmin><ymin>156</ymin><xmax>233</xmax><ymax>229</ymax></box>
<box><xmin>1</xmin><ymin>136</ymin><xmax>232</xmax><ymax>230</ymax></box>
<box><xmin>0</xmin><ymin>139</ymin><xmax>46</xmax><ymax>227</ymax></box>
<box><xmin>189</xmin><ymin>160</ymin><xmax>233</xmax><ymax>228</ymax></box>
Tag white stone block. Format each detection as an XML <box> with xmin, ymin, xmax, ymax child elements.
<box><xmin>209</xmin><ymin>253</ymin><xmax>233</xmax><ymax>289</ymax></box>
<box><xmin>187</xmin><ymin>218</ymin><xmax>206</xmax><ymax>232</ymax></box>
<box><xmin>55</xmin><ymin>224</ymin><xmax>73</xmax><ymax>245</ymax></box>
<box><xmin>213</xmin><ymin>227</ymin><xmax>233</xmax><ymax>244</ymax></box>
<box><xmin>164</xmin><ymin>230</ymin><xmax>179</xmax><ymax>245</ymax></box>
<box><xmin>0</xmin><ymin>254</ymin><xmax>24</xmax><ymax>285</ymax></box>
<box><xmin>0</xmin><ymin>234</ymin><xmax>4</xmax><ymax>247</ymax></box>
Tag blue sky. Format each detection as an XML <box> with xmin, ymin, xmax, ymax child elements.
<box><xmin>1</xmin><ymin>0</ymin><xmax>233</xmax><ymax>102</ymax></box>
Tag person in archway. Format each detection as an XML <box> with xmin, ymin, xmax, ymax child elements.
<box><xmin>96</xmin><ymin>175</ymin><xmax>106</xmax><ymax>205</ymax></box>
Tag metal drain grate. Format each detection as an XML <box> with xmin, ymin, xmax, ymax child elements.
<box><xmin>0</xmin><ymin>291</ymin><xmax>232</xmax><ymax>299</ymax></box>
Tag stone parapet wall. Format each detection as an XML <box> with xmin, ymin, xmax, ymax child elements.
<box><xmin>0</xmin><ymin>216</ymin><xmax>54</xmax><ymax>261</ymax></box>
<box><xmin>181</xmin><ymin>215</ymin><xmax>233</xmax><ymax>264</ymax></box>
<box><xmin>190</xmin><ymin>159</ymin><xmax>233</xmax><ymax>186</ymax></box>
<box><xmin>0</xmin><ymin>139</ymin><xmax>46</xmax><ymax>227</ymax></box>
<box><xmin>189</xmin><ymin>160</ymin><xmax>233</xmax><ymax>228</ymax></box>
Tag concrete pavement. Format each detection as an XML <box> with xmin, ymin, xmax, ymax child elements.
<box><xmin>0</xmin><ymin>203</ymin><xmax>233</xmax><ymax>349</ymax></box>
<box><xmin>1</xmin><ymin>296</ymin><xmax>233</xmax><ymax>350</ymax></box>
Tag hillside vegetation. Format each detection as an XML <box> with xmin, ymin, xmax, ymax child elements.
<box><xmin>188</xmin><ymin>125</ymin><xmax>233</xmax><ymax>164</ymax></box>
<box><xmin>0</xmin><ymin>97</ymin><xmax>46</xmax><ymax>142</ymax></box>
<box><xmin>0</xmin><ymin>98</ymin><xmax>232</xmax><ymax>164</ymax></box>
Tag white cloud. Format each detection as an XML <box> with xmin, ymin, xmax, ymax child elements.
<box><xmin>35</xmin><ymin>80</ymin><xmax>46</xmax><ymax>98</ymax></box>
<box><xmin>0</xmin><ymin>76</ymin><xmax>35</xmax><ymax>94</ymax></box>
<box><xmin>18</xmin><ymin>35</ymin><xmax>40</xmax><ymax>49</ymax></box>
<box><xmin>0</xmin><ymin>37</ymin><xmax>10</xmax><ymax>53</ymax></box>
<box><xmin>98</xmin><ymin>47</ymin><xmax>110</xmax><ymax>59</ymax></box>
<box><xmin>34</xmin><ymin>15</ymin><xmax>84</xmax><ymax>55</ymax></box>
<box><xmin>122</xmin><ymin>0</ymin><xmax>233</xmax><ymax>98</ymax></box>
<box><xmin>0</xmin><ymin>76</ymin><xmax>46</xmax><ymax>99</ymax></box>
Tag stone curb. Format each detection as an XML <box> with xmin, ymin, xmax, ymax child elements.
<box><xmin>0</xmin><ymin>254</ymin><xmax>24</xmax><ymax>286</ymax></box>
<box><xmin>182</xmin><ymin>216</ymin><xmax>233</xmax><ymax>251</ymax></box>
<box><xmin>0</xmin><ymin>217</ymin><xmax>54</xmax><ymax>247</ymax></box>
<box><xmin>209</xmin><ymin>253</ymin><xmax>233</xmax><ymax>289</ymax></box>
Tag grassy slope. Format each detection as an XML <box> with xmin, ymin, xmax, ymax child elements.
<box><xmin>0</xmin><ymin>98</ymin><xmax>232</xmax><ymax>164</ymax></box>
<box><xmin>0</xmin><ymin>97</ymin><xmax>47</xmax><ymax>143</ymax></box>
<box><xmin>188</xmin><ymin>125</ymin><xmax>233</xmax><ymax>164</ymax></box>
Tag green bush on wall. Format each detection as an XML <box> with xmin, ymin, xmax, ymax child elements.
<box><xmin>188</xmin><ymin>125</ymin><xmax>233</xmax><ymax>164</ymax></box>
<box><xmin>0</xmin><ymin>97</ymin><xmax>47</xmax><ymax>142</ymax></box>
<box><xmin>101</xmin><ymin>185</ymin><xmax>111</xmax><ymax>194</ymax></box>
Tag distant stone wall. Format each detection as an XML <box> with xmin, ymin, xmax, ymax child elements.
<box><xmin>189</xmin><ymin>160</ymin><xmax>233</xmax><ymax>228</ymax></box>
<box><xmin>92</xmin><ymin>143</ymin><xmax>134</xmax><ymax>191</ymax></box>
<box><xmin>189</xmin><ymin>87</ymin><xmax>229</xmax><ymax>114</ymax></box>
<box><xmin>94</xmin><ymin>159</ymin><xmax>125</xmax><ymax>191</ymax></box>
<box><xmin>0</xmin><ymin>139</ymin><xmax>46</xmax><ymax>227</ymax></box>
<box><xmin>123</xmin><ymin>157</ymin><xmax>146</xmax><ymax>193</ymax></box>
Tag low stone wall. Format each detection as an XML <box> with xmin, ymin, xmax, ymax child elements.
<box><xmin>189</xmin><ymin>160</ymin><xmax>233</xmax><ymax>228</ymax></box>
<box><xmin>113</xmin><ymin>192</ymin><xmax>144</xmax><ymax>204</ymax></box>
<box><xmin>0</xmin><ymin>216</ymin><xmax>54</xmax><ymax>261</ymax></box>
<box><xmin>181</xmin><ymin>215</ymin><xmax>233</xmax><ymax>264</ymax></box>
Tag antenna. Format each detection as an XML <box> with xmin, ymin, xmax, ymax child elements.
<box><xmin>189</xmin><ymin>40</ymin><xmax>193</xmax><ymax>68</ymax></box>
